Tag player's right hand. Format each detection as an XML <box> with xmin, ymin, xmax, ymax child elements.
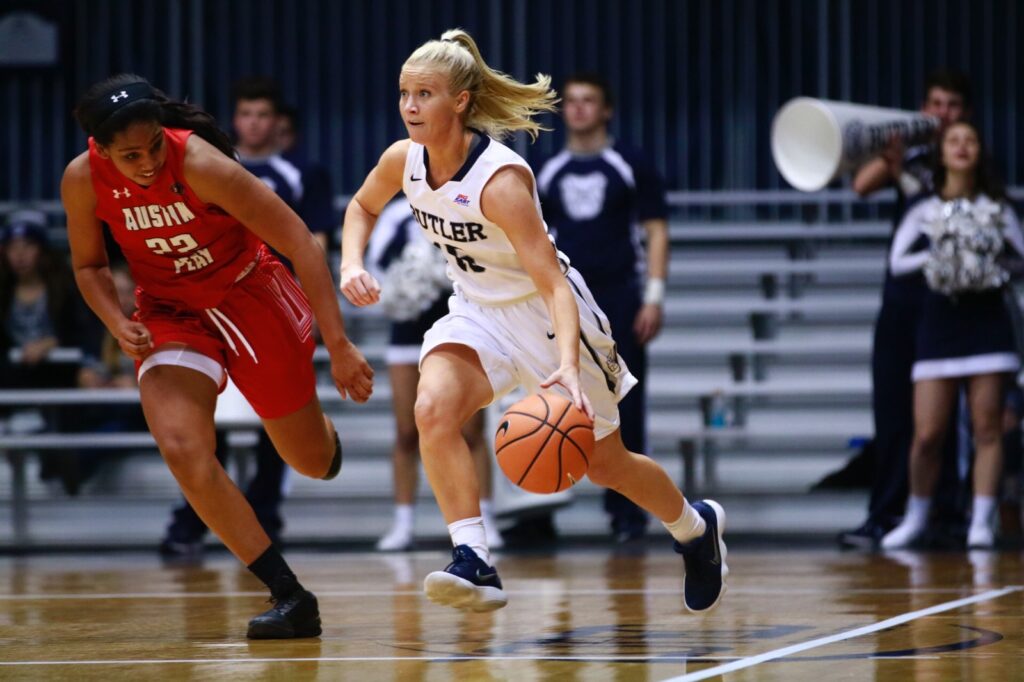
<box><xmin>114</xmin><ymin>320</ymin><xmax>154</xmax><ymax>360</ymax></box>
<box><xmin>339</xmin><ymin>265</ymin><xmax>381</xmax><ymax>306</ymax></box>
<box><xmin>540</xmin><ymin>363</ymin><xmax>595</xmax><ymax>422</ymax></box>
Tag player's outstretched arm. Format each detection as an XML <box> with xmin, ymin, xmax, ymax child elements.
<box><xmin>340</xmin><ymin>140</ymin><xmax>409</xmax><ymax>306</ymax></box>
<box><xmin>183</xmin><ymin>135</ymin><xmax>373</xmax><ymax>402</ymax></box>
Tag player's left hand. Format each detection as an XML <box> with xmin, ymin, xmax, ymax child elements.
<box><xmin>541</xmin><ymin>364</ymin><xmax>595</xmax><ymax>422</ymax></box>
<box><xmin>328</xmin><ymin>338</ymin><xmax>374</xmax><ymax>403</ymax></box>
<box><xmin>633</xmin><ymin>304</ymin><xmax>663</xmax><ymax>345</ymax></box>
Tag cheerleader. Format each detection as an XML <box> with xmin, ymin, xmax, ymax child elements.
<box><xmin>882</xmin><ymin>121</ymin><xmax>1024</xmax><ymax>549</ymax></box>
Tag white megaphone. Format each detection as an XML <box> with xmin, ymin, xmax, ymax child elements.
<box><xmin>771</xmin><ymin>98</ymin><xmax>939</xmax><ymax>192</ymax></box>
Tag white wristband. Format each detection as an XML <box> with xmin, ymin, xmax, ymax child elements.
<box><xmin>643</xmin><ymin>278</ymin><xmax>665</xmax><ymax>306</ymax></box>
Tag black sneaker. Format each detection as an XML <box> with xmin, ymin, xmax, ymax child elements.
<box><xmin>837</xmin><ymin>520</ymin><xmax>888</xmax><ymax>550</ymax></box>
<box><xmin>423</xmin><ymin>545</ymin><xmax>508</xmax><ymax>612</ymax></box>
<box><xmin>673</xmin><ymin>500</ymin><xmax>728</xmax><ymax>614</ymax></box>
<box><xmin>612</xmin><ymin>513</ymin><xmax>648</xmax><ymax>544</ymax></box>
<box><xmin>247</xmin><ymin>589</ymin><xmax>322</xmax><ymax>639</ymax></box>
<box><xmin>158</xmin><ymin>537</ymin><xmax>204</xmax><ymax>560</ymax></box>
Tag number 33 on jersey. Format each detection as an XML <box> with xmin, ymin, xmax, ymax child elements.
<box><xmin>88</xmin><ymin>127</ymin><xmax>262</xmax><ymax>308</ymax></box>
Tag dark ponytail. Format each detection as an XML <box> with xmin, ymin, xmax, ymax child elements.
<box><xmin>73</xmin><ymin>74</ymin><xmax>235</xmax><ymax>159</ymax></box>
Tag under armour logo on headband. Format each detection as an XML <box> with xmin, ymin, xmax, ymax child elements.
<box><xmin>111</xmin><ymin>91</ymin><xmax>129</xmax><ymax>103</ymax></box>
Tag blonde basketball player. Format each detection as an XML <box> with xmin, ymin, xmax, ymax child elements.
<box><xmin>340</xmin><ymin>29</ymin><xmax>727</xmax><ymax>613</ymax></box>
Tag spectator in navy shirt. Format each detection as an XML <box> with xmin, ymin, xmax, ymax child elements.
<box><xmin>233</xmin><ymin>77</ymin><xmax>335</xmax><ymax>253</ymax></box>
<box><xmin>275</xmin><ymin>103</ymin><xmax>338</xmax><ymax>250</ymax></box>
<box><xmin>535</xmin><ymin>73</ymin><xmax>670</xmax><ymax>543</ymax></box>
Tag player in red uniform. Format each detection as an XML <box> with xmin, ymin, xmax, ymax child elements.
<box><xmin>61</xmin><ymin>74</ymin><xmax>373</xmax><ymax>639</ymax></box>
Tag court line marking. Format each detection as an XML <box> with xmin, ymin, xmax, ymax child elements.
<box><xmin>1</xmin><ymin>587</ymin><xmax>1016</xmax><ymax>669</ymax></box>
<box><xmin>659</xmin><ymin>585</ymin><xmax>1023</xmax><ymax>682</ymax></box>
<box><xmin>0</xmin><ymin>655</ymin><xmax>744</xmax><ymax>667</ymax></box>
<box><xmin>0</xmin><ymin>586</ymin><xmax>986</xmax><ymax>601</ymax></box>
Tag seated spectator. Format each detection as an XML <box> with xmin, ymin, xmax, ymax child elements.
<box><xmin>0</xmin><ymin>211</ymin><xmax>93</xmax><ymax>389</ymax></box>
<box><xmin>0</xmin><ymin>210</ymin><xmax>104</xmax><ymax>494</ymax></box>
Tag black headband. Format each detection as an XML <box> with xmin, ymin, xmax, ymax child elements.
<box><xmin>93</xmin><ymin>82</ymin><xmax>158</xmax><ymax>130</ymax></box>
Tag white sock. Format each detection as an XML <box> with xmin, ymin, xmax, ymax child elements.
<box><xmin>448</xmin><ymin>516</ymin><xmax>490</xmax><ymax>565</ymax></box>
<box><xmin>903</xmin><ymin>495</ymin><xmax>932</xmax><ymax>530</ymax></box>
<box><xmin>663</xmin><ymin>501</ymin><xmax>706</xmax><ymax>544</ymax></box>
<box><xmin>480</xmin><ymin>498</ymin><xmax>495</xmax><ymax>519</ymax></box>
<box><xmin>970</xmin><ymin>495</ymin><xmax>997</xmax><ymax>530</ymax></box>
<box><xmin>393</xmin><ymin>504</ymin><xmax>414</xmax><ymax>530</ymax></box>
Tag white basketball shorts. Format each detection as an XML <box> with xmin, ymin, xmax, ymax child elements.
<box><xmin>420</xmin><ymin>267</ymin><xmax>637</xmax><ymax>440</ymax></box>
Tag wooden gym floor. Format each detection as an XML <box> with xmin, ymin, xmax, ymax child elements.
<box><xmin>0</xmin><ymin>547</ymin><xmax>1021</xmax><ymax>681</ymax></box>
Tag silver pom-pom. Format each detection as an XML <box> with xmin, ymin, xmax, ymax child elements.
<box><xmin>379</xmin><ymin>237</ymin><xmax>452</xmax><ymax>321</ymax></box>
<box><xmin>923</xmin><ymin>196</ymin><xmax>1009</xmax><ymax>295</ymax></box>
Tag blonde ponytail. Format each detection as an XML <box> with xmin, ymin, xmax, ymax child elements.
<box><xmin>403</xmin><ymin>28</ymin><xmax>559</xmax><ymax>141</ymax></box>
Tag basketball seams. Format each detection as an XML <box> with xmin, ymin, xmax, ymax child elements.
<box><xmin>494</xmin><ymin>415</ymin><xmax>549</xmax><ymax>454</ymax></box>
<box><xmin>515</xmin><ymin>400</ymin><xmax>572</xmax><ymax>486</ymax></box>
<box><xmin>496</xmin><ymin>393</ymin><xmax>593</xmax><ymax>494</ymax></box>
<box><xmin>558</xmin><ymin>436</ymin><xmax>588</xmax><ymax>490</ymax></box>
<box><xmin>562</xmin><ymin>425</ymin><xmax>591</xmax><ymax>466</ymax></box>
<box><xmin>501</xmin><ymin>412</ymin><xmax>588</xmax><ymax>441</ymax></box>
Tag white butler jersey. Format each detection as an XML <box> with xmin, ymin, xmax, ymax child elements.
<box><xmin>402</xmin><ymin>131</ymin><xmax>569</xmax><ymax>305</ymax></box>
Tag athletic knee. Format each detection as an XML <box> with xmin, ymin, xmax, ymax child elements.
<box><xmin>587</xmin><ymin>450</ymin><xmax>627</xmax><ymax>489</ymax></box>
<box><xmin>414</xmin><ymin>390</ymin><xmax>456</xmax><ymax>442</ymax></box>
<box><xmin>158</xmin><ymin>431</ymin><xmax>217</xmax><ymax>488</ymax></box>
<box><xmin>973</xmin><ymin>420</ymin><xmax>1003</xmax><ymax>449</ymax></box>
<box><xmin>913</xmin><ymin>426</ymin><xmax>948</xmax><ymax>455</ymax></box>
<box><xmin>290</xmin><ymin>438</ymin><xmax>336</xmax><ymax>479</ymax></box>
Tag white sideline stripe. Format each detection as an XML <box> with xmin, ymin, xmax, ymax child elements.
<box><xmin>0</xmin><ymin>655</ymin><xmax>744</xmax><ymax>667</ymax></box>
<box><xmin>660</xmin><ymin>586</ymin><xmax>1023</xmax><ymax>682</ymax></box>
<box><xmin>0</xmin><ymin>586</ymin><xmax>984</xmax><ymax>601</ymax></box>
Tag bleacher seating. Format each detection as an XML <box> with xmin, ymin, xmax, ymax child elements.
<box><xmin>0</xmin><ymin>205</ymin><xmax>909</xmax><ymax>547</ymax></box>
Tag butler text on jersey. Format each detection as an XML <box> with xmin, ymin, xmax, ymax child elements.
<box><xmin>411</xmin><ymin>207</ymin><xmax>487</xmax><ymax>243</ymax></box>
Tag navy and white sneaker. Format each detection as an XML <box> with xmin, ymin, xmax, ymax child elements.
<box><xmin>673</xmin><ymin>500</ymin><xmax>728</xmax><ymax>613</ymax></box>
<box><xmin>423</xmin><ymin>545</ymin><xmax>508</xmax><ymax>612</ymax></box>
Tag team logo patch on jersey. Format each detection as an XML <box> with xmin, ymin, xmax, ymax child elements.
<box><xmin>559</xmin><ymin>172</ymin><xmax>607</xmax><ymax>221</ymax></box>
<box><xmin>605</xmin><ymin>345</ymin><xmax>621</xmax><ymax>374</ymax></box>
<box><xmin>454</xmin><ymin>194</ymin><xmax>471</xmax><ymax>206</ymax></box>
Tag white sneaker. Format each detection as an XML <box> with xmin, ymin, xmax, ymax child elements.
<box><xmin>967</xmin><ymin>524</ymin><xmax>995</xmax><ymax>549</ymax></box>
<box><xmin>376</xmin><ymin>525</ymin><xmax>414</xmax><ymax>552</ymax></box>
<box><xmin>881</xmin><ymin>520</ymin><xmax>926</xmax><ymax>550</ymax></box>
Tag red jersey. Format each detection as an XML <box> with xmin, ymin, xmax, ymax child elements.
<box><xmin>89</xmin><ymin>127</ymin><xmax>261</xmax><ymax>309</ymax></box>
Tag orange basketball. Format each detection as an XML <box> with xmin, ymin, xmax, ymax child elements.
<box><xmin>494</xmin><ymin>393</ymin><xmax>594</xmax><ymax>494</ymax></box>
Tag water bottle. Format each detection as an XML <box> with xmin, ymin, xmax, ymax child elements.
<box><xmin>709</xmin><ymin>391</ymin><xmax>730</xmax><ymax>428</ymax></box>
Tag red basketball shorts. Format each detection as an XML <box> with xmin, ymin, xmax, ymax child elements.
<box><xmin>134</xmin><ymin>250</ymin><xmax>316</xmax><ymax>419</ymax></box>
